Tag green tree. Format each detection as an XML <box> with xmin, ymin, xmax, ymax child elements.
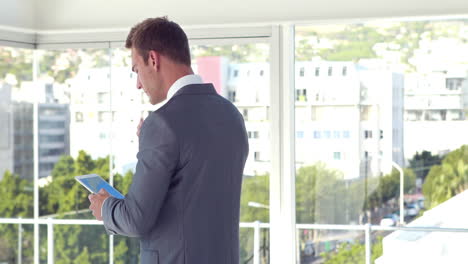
<box><xmin>423</xmin><ymin>145</ymin><xmax>468</xmax><ymax>209</ymax></box>
<box><xmin>367</xmin><ymin>168</ymin><xmax>416</xmax><ymax>210</ymax></box>
<box><xmin>296</xmin><ymin>163</ymin><xmax>347</xmax><ymax>224</ymax></box>
<box><xmin>0</xmin><ymin>171</ymin><xmax>34</xmax><ymax>263</ymax></box>
<box><xmin>322</xmin><ymin>236</ymin><xmax>383</xmax><ymax>264</ymax></box>
<box><xmin>409</xmin><ymin>150</ymin><xmax>443</xmax><ymax>181</ymax></box>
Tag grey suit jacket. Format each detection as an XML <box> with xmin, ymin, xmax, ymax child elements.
<box><xmin>102</xmin><ymin>83</ymin><xmax>249</xmax><ymax>264</ymax></box>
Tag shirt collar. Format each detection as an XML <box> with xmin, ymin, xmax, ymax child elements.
<box><xmin>167</xmin><ymin>74</ymin><xmax>204</xmax><ymax>100</ymax></box>
<box><xmin>154</xmin><ymin>74</ymin><xmax>203</xmax><ymax>110</ymax></box>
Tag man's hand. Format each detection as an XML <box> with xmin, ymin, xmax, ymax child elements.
<box><xmin>88</xmin><ymin>189</ymin><xmax>110</xmax><ymax>221</ymax></box>
<box><xmin>137</xmin><ymin>118</ymin><xmax>144</xmax><ymax>137</ymax></box>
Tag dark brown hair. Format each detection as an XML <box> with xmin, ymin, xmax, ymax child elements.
<box><xmin>126</xmin><ymin>17</ymin><xmax>191</xmax><ymax>66</ymax></box>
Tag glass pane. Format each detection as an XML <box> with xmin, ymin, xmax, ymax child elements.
<box><xmin>113</xmin><ymin>235</ymin><xmax>140</xmax><ymax>264</ymax></box>
<box><xmin>52</xmin><ymin>224</ymin><xmax>108</xmax><ymax>263</ymax></box>
<box><xmin>0</xmin><ymin>223</ymin><xmax>34</xmax><ymax>263</ymax></box>
<box><xmin>0</xmin><ymin>46</ymin><xmax>34</xmax><ymax>218</ymax></box>
<box><xmin>36</xmin><ymin>49</ymin><xmax>111</xmax><ymax>219</ymax></box>
<box><xmin>295</xmin><ymin>18</ymin><xmax>468</xmax><ymax>227</ymax></box>
<box><xmin>191</xmin><ymin>43</ymin><xmax>271</xmax><ymax>258</ymax></box>
<box><xmin>110</xmin><ymin>48</ymin><xmax>144</xmax><ymax>177</ymax></box>
<box><xmin>298</xmin><ymin>229</ymin><xmax>364</xmax><ymax>264</ymax></box>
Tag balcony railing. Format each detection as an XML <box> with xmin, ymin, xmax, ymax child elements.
<box><xmin>1</xmin><ymin>218</ymin><xmax>468</xmax><ymax>264</ymax></box>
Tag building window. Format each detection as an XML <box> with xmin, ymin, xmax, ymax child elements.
<box><xmin>299</xmin><ymin>67</ymin><xmax>305</xmax><ymax>77</ymax></box>
<box><xmin>333</xmin><ymin>152</ymin><xmax>341</xmax><ymax>160</ymax></box>
<box><xmin>97</xmin><ymin>92</ymin><xmax>108</xmax><ymax>104</ymax></box>
<box><xmin>228</xmin><ymin>91</ymin><xmax>236</xmax><ymax>102</ymax></box>
<box><xmin>75</xmin><ymin>112</ymin><xmax>83</xmax><ymax>122</ymax></box>
<box><xmin>233</xmin><ymin>70</ymin><xmax>239</xmax><ymax>77</ymax></box>
<box><xmin>296</xmin><ymin>89</ymin><xmax>307</xmax><ymax>102</ymax></box>
<box><xmin>243</xmin><ymin>109</ymin><xmax>248</xmax><ymax>120</ymax></box>
<box><xmin>342</xmin><ymin>66</ymin><xmax>347</xmax><ymax>76</ymax></box>
<box><xmin>343</xmin><ymin>130</ymin><xmax>350</xmax><ymax>139</ymax></box>
<box><xmin>328</xmin><ymin>67</ymin><xmax>333</xmax><ymax>76</ymax></box>
<box><xmin>333</xmin><ymin>130</ymin><xmax>341</xmax><ymax>139</ymax></box>
<box><xmin>315</xmin><ymin>67</ymin><xmax>320</xmax><ymax>76</ymax></box>
<box><xmin>380</xmin><ymin>130</ymin><xmax>383</xmax><ymax>139</ymax></box>
<box><xmin>254</xmin><ymin>151</ymin><xmax>261</xmax><ymax>161</ymax></box>
<box><xmin>296</xmin><ymin>131</ymin><xmax>304</xmax><ymax>139</ymax></box>
<box><xmin>260</xmin><ymin>70</ymin><xmax>264</xmax><ymax>76</ymax></box>
<box><xmin>364</xmin><ymin>130</ymin><xmax>373</xmax><ymax>139</ymax></box>
<box><xmin>324</xmin><ymin>130</ymin><xmax>331</xmax><ymax>138</ymax></box>
<box><xmin>98</xmin><ymin>111</ymin><xmax>111</xmax><ymax>123</ymax></box>
<box><xmin>248</xmin><ymin>131</ymin><xmax>259</xmax><ymax>139</ymax></box>
<box><xmin>313</xmin><ymin>131</ymin><xmax>321</xmax><ymax>139</ymax></box>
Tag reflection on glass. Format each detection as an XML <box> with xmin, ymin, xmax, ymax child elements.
<box><xmin>0</xmin><ymin>224</ymin><xmax>34</xmax><ymax>263</ymax></box>
<box><xmin>0</xmin><ymin>47</ymin><xmax>34</xmax><ymax>218</ymax></box>
<box><xmin>298</xmin><ymin>229</ymin><xmax>364</xmax><ymax>264</ymax></box>
<box><xmin>52</xmin><ymin>224</ymin><xmax>108</xmax><ymax>263</ymax></box>
<box><xmin>36</xmin><ymin>49</ymin><xmax>111</xmax><ymax>219</ymax></box>
<box><xmin>295</xmin><ymin>19</ymin><xmax>468</xmax><ymax>228</ymax></box>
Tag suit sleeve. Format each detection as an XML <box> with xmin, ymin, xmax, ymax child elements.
<box><xmin>102</xmin><ymin>113</ymin><xmax>178</xmax><ymax>237</ymax></box>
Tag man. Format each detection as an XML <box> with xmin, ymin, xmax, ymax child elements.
<box><xmin>88</xmin><ymin>17</ymin><xmax>249</xmax><ymax>263</ymax></box>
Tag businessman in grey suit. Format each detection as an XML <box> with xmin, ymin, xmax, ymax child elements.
<box><xmin>88</xmin><ymin>17</ymin><xmax>249</xmax><ymax>263</ymax></box>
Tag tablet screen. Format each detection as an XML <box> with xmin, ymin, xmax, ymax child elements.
<box><xmin>75</xmin><ymin>174</ymin><xmax>125</xmax><ymax>199</ymax></box>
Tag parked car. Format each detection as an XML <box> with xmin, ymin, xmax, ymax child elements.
<box><xmin>405</xmin><ymin>204</ymin><xmax>419</xmax><ymax>217</ymax></box>
<box><xmin>302</xmin><ymin>240</ymin><xmax>315</xmax><ymax>257</ymax></box>
<box><xmin>380</xmin><ymin>214</ymin><xmax>398</xmax><ymax>226</ymax></box>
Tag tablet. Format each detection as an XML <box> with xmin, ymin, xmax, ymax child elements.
<box><xmin>75</xmin><ymin>174</ymin><xmax>125</xmax><ymax>199</ymax></box>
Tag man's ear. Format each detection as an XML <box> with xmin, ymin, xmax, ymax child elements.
<box><xmin>148</xmin><ymin>50</ymin><xmax>160</xmax><ymax>70</ymax></box>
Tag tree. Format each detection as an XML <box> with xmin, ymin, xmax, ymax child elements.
<box><xmin>0</xmin><ymin>170</ymin><xmax>33</xmax><ymax>263</ymax></box>
<box><xmin>366</xmin><ymin>168</ymin><xmax>416</xmax><ymax>210</ymax></box>
<box><xmin>423</xmin><ymin>145</ymin><xmax>468</xmax><ymax>209</ymax></box>
<box><xmin>322</xmin><ymin>236</ymin><xmax>383</xmax><ymax>264</ymax></box>
<box><xmin>409</xmin><ymin>150</ymin><xmax>444</xmax><ymax>181</ymax></box>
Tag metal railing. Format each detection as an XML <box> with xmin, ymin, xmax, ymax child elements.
<box><xmin>2</xmin><ymin>218</ymin><xmax>468</xmax><ymax>264</ymax></box>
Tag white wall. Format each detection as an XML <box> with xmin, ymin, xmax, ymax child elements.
<box><xmin>0</xmin><ymin>0</ymin><xmax>466</xmax><ymax>31</ymax></box>
<box><xmin>0</xmin><ymin>0</ymin><xmax>35</xmax><ymax>30</ymax></box>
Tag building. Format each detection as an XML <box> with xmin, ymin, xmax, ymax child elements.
<box><xmin>4</xmin><ymin>82</ymin><xmax>71</xmax><ymax>180</ymax></box>
<box><xmin>404</xmin><ymin>71</ymin><xmax>468</xmax><ymax>159</ymax></box>
<box><xmin>0</xmin><ymin>83</ymin><xmax>13</xmax><ymax>181</ymax></box>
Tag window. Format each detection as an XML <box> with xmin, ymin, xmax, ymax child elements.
<box><xmin>324</xmin><ymin>130</ymin><xmax>331</xmax><ymax>138</ymax></box>
<box><xmin>313</xmin><ymin>130</ymin><xmax>321</xmax><ymax>139</ymax></box>
<box><xmin>328</xmin><ymin>66</ymin><xmax>333</xmax><ymax>76</ymax></box>
<box><xmin>254</xmin><ymin>151</ymin><xmax>261</xmax><ymax>161</ymax></box>
<box><xmin>315</xmin><ymin>67</ymin><xmax>320</xmax><ymax>76</ymax></box>
<box><xmin>333</xmin><ymin>152</ymin><xmax>341</xmax><ymax>160</ymax></box>
<box><xmin>296</xmin><ymin>131</ymin><xmax>304</xmax><ymax>138</ymax></box>
<box><xmin>364</xmin><ymin>130</ymin><xmax>373</xmax><ymax>139</ymax></box>
<box><xmin>242</xmin><ymin>109</ymin><xmax>248</xmax><ymax>120</ymax></box>
<box><xmin>343</xmin><ymin>130</ymin><xmax>350</xmax><ymax>138</ymax></box>
<box><xmin>75</xmin><ymin>112</ymin><xmax>83</xmax><ymax>122</ymax></box>
<box><xmin>296</xmin><ymin>88</ymin><xmax>307</xmax><ymax>102</ymax></box>
<box><xmin>342</xmin><ymin>66</ymin><xmax>347</xmax><ymax>76</ymax></box>
<box><xmin>299</xmin><ymin>67</ymin><xmax>305</xmax><ymax>77</ymax></box>
<box><xmin>333</xmin><ymin>130</ymin><xmax>341</xmax><ymax>139</ymax></box>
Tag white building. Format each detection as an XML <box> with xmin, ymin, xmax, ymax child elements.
<box><xmin>404</xmin><ymin>70</ymin><xmax>468</xmax><ymax>159</ymax></box>
<box><xmin>294</xmin><ymin>61</ymin><xmax>404</xmax><ymax>179</ymax></box>
<box><xmin>0</xmin><ymin>83</ymin><xmax>13</xmax><ymax>181</ymax></box>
